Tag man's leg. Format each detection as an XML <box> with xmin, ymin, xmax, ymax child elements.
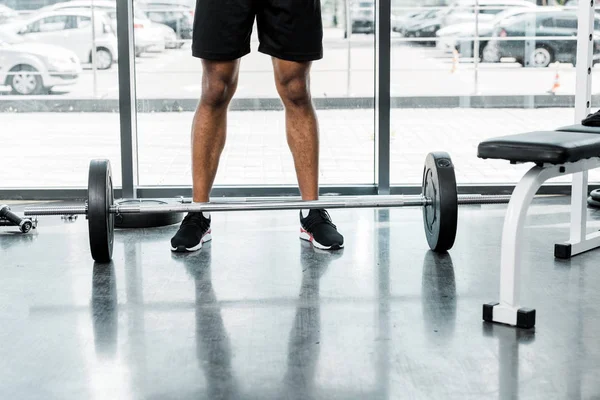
<box><xmin>272</xmin><ymin>58</ymin><xmax>344</xmax><ymax>250</ymax></box>
<box><xmin>192</xmin><ymin>60</ymin><xmax>240</xmax><ymax>202</ymax></box>
<box><xmin>171</xmin><ymin>60</ymin><xmax>240</xmax><ymax>252</ymax></box>
<box><xmin>272</xmin><ymin>58</ymin><xmax>319</xmax><ymax>201</ymax></box>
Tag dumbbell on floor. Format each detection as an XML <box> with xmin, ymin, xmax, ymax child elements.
<box><xmin>0</xmin><ymin>205</ymin><xmax>36</xmax><ymax>233</ymax></box>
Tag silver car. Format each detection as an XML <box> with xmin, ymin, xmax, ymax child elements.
<box><xmin>0</xmin><ymin>30</ymin><xmax>81</xmax><ymax>95</ymax></box>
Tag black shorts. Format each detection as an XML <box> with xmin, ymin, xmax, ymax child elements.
<box><xmin>192</xmin><ymin>0</ymin><xmax>323</xmax><ymax>62</ymax></box>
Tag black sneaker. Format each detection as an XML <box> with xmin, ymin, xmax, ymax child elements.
<box><xmin>170</xmin><ymin>212</ymin><xmax>212</xmax><ymax>252</ymax></box>
<box><xmin>299</xmin><ymin>209</ymin><xmax>344</xmax><ymax>250</ymax></box>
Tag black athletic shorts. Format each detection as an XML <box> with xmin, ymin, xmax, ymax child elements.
<box><xmin>192</xmin><ymin>0</ymin><xmax>323</xmax><ymax>62</ymax></box>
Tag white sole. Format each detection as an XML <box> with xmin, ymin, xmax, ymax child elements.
<box><xmin>299</xmin><ymin>229</ymin><xmax>344</xmax><ymax>250</ymax></box>
<box><xmin>171</xmin><ymin>231</ymin><xmax>212</xmax><ymax>252</ymax></box>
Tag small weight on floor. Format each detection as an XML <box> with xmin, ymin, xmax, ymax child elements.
<box><xmin>88</xmin><ymin>159</ymin><xmax>114</xmax><ymax>263</ymax></box>
<box><xmin>590</xmin><ymin>189</ymin><xmax>600</xmax><ymax>202</ymax></box>
<box><xmin>114</xmin><ymin>199</ymin><xmax>183</xmax><ymax>229</ymax></box>
<box><xmin>588</xmin><ymin>196</ymin><xmax>600</xmax><ymax>208</ymax></box>
<box><xmin>422</xmin><ymin>152</ymin><xmax>458</xmax><ymax>252</ymax></box>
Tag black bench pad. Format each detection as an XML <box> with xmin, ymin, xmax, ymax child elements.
<box><xmin>478</xmin><ymin>130</ymin><xmax>600</xmax><ymax>164</ymax></box>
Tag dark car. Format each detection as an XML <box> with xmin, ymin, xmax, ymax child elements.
<box><xmin>405</xmin><ymin>18</ymin><xmax>442</xmax><ymax>40</ymax></box>
<box><xmin>139</xmin><ymin>2</ymin><xmax>193</xmax><ymax>40</ymax></box>
<box><xmin>404</xmin><ymin>9</ymin><xmax>447</xmax><ymax>43</ymax></box>
<box><xmin>351</xmin><ymin>0</ymin><xmax>375</xmax><ymax>34</ymax></box>
<box><xmin>487</xmin><ymin>10</ymin><xmax>600</xmax><ymax>67</ymax></box>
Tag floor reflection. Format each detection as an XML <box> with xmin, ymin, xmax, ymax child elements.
<box><xmin>91</xmin><ymin>262</ymin><xmax>118</xmax><ymax>358</ymax></box>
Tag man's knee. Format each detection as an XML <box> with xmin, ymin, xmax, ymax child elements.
<box><xmin>200</xmin><ymin>62</ymin><xmax>239</xmax><ymax>108</ymax></box>
<box><xmin>201</xmin><ymin>77</ymin><xmax>236</xmax><ymax>108</ymax></box>
<box><xmin>277</xmin><ymin>77</ymin><xmax>311</xmax><ymax>108</ymax></box>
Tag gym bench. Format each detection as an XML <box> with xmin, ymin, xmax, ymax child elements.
<box><xmin>478</xmin><ymin>124</ymin><xmax>600</xmax><ymax>329</ymax></box>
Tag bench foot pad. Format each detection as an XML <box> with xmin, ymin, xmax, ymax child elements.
<box><xmin>555</xmin><ymin>243</ymin><xmax>572</xmax><ymax>259</ymax></box>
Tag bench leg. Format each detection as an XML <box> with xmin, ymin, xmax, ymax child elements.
<box><xmin>554</xmin><ymin>171</ymin><xmax>600</xmax><ymax>259</ymax></box>
<box><xmin>483</xmin><ymin>165</ymin><xmax>560</xmax><ymax>329</ymax></box>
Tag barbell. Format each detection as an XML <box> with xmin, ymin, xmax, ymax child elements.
<box><xmin>23</xmin><ymin>152</ymin><xmax>511</xmax><ymax>263</ymax></box>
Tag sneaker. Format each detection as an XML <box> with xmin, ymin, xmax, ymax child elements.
<box><xmin>170</xmin><ymin>212</ymin><xmax>212</xmax><ymax>252</ymax></box>
<box><xmin>299</xmin><ymin>209</ymin><xmax>344</xmax><ymax>250</ymax></box>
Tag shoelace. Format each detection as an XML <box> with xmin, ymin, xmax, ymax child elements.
<box><xmin>181</xmin><ymin>213</ymin><xmax>210</xmax><ymax>231</ymax></box>
<box><xmin>302</xmin><ymin>209</ymin><xmax>336</xmax><ymax>232</ymax></box>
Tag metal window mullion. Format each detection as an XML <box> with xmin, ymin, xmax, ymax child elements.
<box><xmin>375</xmin><ymin>0</ymin><xmax>391</xmax><ymax>195</ymax></box>
<box><xmin>524</xmin><ymin>11</ymin><xmax>536</xmax><ymax>68</ymax></box>
<box><xmin>116</xmin><ymin>0</ymin><xmax>139</xmax><ymax>199</ymax></box>
<box><xmin>569</xmin><ymin>0</ymin><xmax>596</xmax><ymax>243</ymax></box>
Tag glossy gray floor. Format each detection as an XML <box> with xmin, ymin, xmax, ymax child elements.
<box><xmin>1</xmin><ymin>198</ymin><xmax>600</xmax><ymax>400</ymax></box>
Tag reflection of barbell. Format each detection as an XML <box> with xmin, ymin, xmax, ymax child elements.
<box><xmin>0</xmin><ymin>205</ymin><xmax>36</xmax><ymax>233</ymax></box>
<box><xmin>23</xmin><ymin>152</ymin><xmax>512</xmax><ymax>263</ymax></box>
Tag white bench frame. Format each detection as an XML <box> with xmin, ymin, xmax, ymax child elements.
<box><xmin>485</xmin><ymin>0</ymin><xmax>598</xmax><ymax>328</ymax></box>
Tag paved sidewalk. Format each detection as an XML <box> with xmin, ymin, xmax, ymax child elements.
<box><xmin>2</xmin><ymin>108</ymin><xmax>598</xmax><ymax>188</ymax></box>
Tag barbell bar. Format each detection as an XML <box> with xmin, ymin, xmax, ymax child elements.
<box><xmin>21</xmin><ymin>151</ymin><xmax>509</xmax><ymax>263</ymax></box>
<box><xmin>22</xmin><ymin>194</ymin><xmax>512</xmax><ymax>217</ymax></box>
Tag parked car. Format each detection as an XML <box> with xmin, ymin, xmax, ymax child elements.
<box><xmin>38</xmin><ymin>0</ymin><xmax>168</xmax><ymax>54</ymax></box>
<box><xmin>391</xmin><ymin>10</ymin><xmax>425</xmax><ymax>34</ymax></box>
<box><xmin>487</xmin><ymin>10</ymin><xmax>600</xmax><ymax>67</ymax></box>
<box><xmin>404</xmin><ymin>9</ymin><xmax>450</xmax><ymax>41</ymax></box>
<box><xmin>138</xmin><ymin>2</ymin><xmax>193</xmax><ymax>41</ymax></box>
<box><xmin>441</xmin><ymin>0</ymin><xmax>536</xmax><ymax>28</ymax></box>
<box><xmin>5</xmin><ymin>9</ymin><xmax>117</xmax><ymax>70</ymax></box>
<box><xmin>0</xmin><ymin>4</ymin><xmax>18</xmax><ymax>24</ymax></box>
<box><xmin>395</xmin><ymin>9</ymin><xmax>442</xmax><ymax>36</ymax></box>
<box><xmin>351</xmin><ymin>0</ymin><xmax>374</xmax><ymax>34</ymax></box>
<box><xmin>436</xmin><ymin>6</ymin><xmax>554</xmax><ymax>56</ymax></box>
<box><xmin>0</xmin><ymin>29</ymin><xmax>81</xmax><ymax>94</ymax></box>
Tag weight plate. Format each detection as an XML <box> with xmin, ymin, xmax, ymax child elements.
<box><xmin>114</xmin><ymin>199</ymin><xmax>184</xmax><ymax>229</ymax></box>
<box><xmin>422</xmin><ymin>152</ymin><xmax>458</xmax><ymax>252</ymax></box>
<box><xmin>587</xmin><ymin>196</ymin><xmax>600</xmax><ymax>209</ymax></box>
<box><xmin>590</xmin><ymin>189</ymin><xmax>600</xmax><ymax>201</ymax></box>
<box><xmin>88</xmin><ymin>159</ymin><xmax>114</xmax><ymax>263</ymax></box>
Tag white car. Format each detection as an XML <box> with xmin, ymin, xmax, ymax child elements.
<box><xmin>39</xmin><ymin>0</ymin><xmax>168</xmax><ymax>55</ymax></box>
<box><xmin>436</xmin><ymin>6</ymin><xmax>548</xmax><ymax>54</ymax></box>
<box><xmin>442</xmin><ymin>0</ymin><xmax>537</xmax><ymax>28</ymax></box>
<box><xmin>0</xmin><ymin>4</ymin><xmax>18</xmax><ymax>24</ymax></box>
<box><xmin>0</xmin><ymin>29</ymin><xmax>81</xmax><ymax>95</ymax></box>
<box><xmin>6</xmin><ymin>9</ymin><xmax>118</xmax><ymax>70</ymax></box>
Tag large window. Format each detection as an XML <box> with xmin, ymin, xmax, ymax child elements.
<box><xmin>3</xmin><ymin>0</ymin><xmax>600</xmax><ymax>194</ymax></box>
<box><xmin>0</xmin><ymin>0</ymin><xmax>121</xmax><ymax>188</ymax></box>
<box><xmin>389</xmin><ymin>1</ymin><xmax>600</xmax><ymax>185</ymax></box>
<box><xmin>135</xmin><ymin>0</ymin><xmax>376</xmax><ymax>187</ymax></box>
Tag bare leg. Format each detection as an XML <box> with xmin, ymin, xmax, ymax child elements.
<box><xmin>192</xmin><ymin>59</ymin><xmax>240</xmax><ymax>203</ymax></box>
<box><xmin>272</xmin><ymin>58</ymin><xmax>319</xmax><ymax>201</ymax></box>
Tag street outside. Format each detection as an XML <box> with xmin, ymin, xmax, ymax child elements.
<box><xmin>0</xmin><ymin>29</ymin><xmax>597</xmax><ymax>100</ymax></box>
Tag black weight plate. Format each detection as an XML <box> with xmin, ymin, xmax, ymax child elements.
<box><xmin>88</xmin><ymin>159</ymin><xmax>114</xmax><ymax>263</ymax></box>
<box><xmin>114</xmin><ymin>199</ymin><xmax>184</xmax><ymax>229</ymax></box>
<box><xmin>590</xmin><ymin>189</ymin><xmax>600</xmax><ymax>201</ymax></box>
<box><xmin>588</xmin><ymin>196</ymin><xmax>600</xmax><ymax>208</ymax></box>
<box><xmin>422</xmin><ymin>152</ymin><xmax>458</xmax><ymax>252</ymax></box>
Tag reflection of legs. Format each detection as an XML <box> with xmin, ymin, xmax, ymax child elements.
<box><xmin>283</xmin><ymin>242</ymin><xmax>342</xmax><ymax>398</ymax></box>
<box><xmin>179</xmin><ymin>249</ymin><xmax>238</xmax><ymax>398</ymax></box>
